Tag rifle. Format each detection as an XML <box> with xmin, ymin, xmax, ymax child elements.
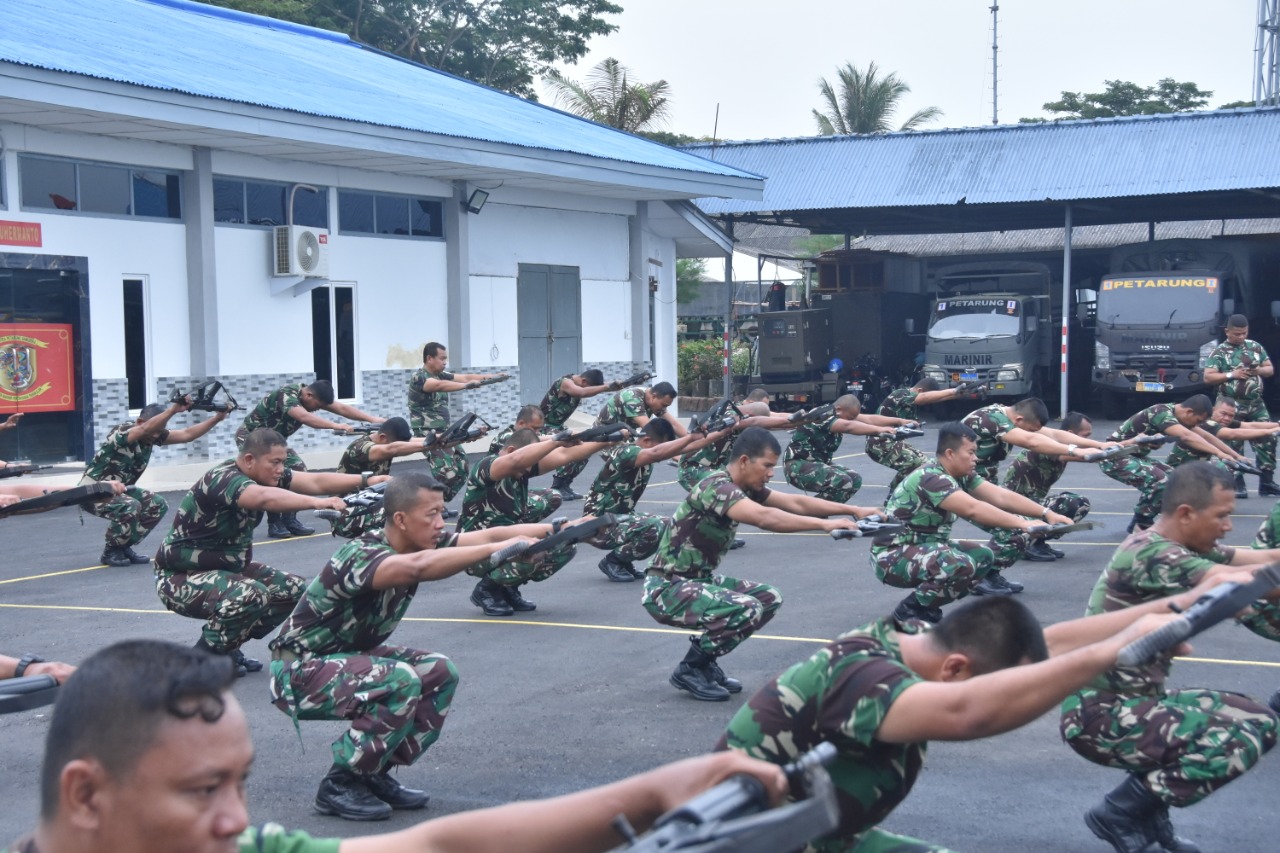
<box><xmin>1026</xmin><ymin>521</ymin><xmax>1097</xmax><ymax>539</ymax></box>
<box><xmin>315</xmin><ymin>480</ymin><xmax>386</xmax><ymax>523</ymax></box>
<box><xmin>0</xmin><ymin>674</ymin><xmax>59</xmax><ymax>715</ymax></box>
<box><xmin>1229</xmin><ymin>459</ymin><xmax>1265</xmax><ymax>477</ymax></box>
<box><xmin>464</xmin><ymin>375</ymin><xmax>511</xmax><ymax>390</ymax></box>
<box><xmin>891</xmin><ymin>425</ymin><xmax>925</xmax><ymax>440</ymax></box>
<box><xmin>829</xmin><ymin>516</ymin><xmax>906</xmax><ymax>540</ymax></box>
<box><xmin>0</xmin><ymin>462</ymin><xmax>51</xmax><ymax>479</ymax></box>
<box><xmin>488</xmin><ymin>514</ymin><xmax>622</xmax><ymax>565</ymax></box>
<box><xmin>335</xmin><ymin>425</ymin><xmax>379</xmax><ymax>436</ymax></box>
<box><xmin>1081</xmin><ymin>444</ymin><xmax>1143</xmax><ymax>463</ymax></box>
<box><xmin>1116</xmin><ymin>564</ymin><xmax>1280</xmax><ymax>667</ymax></box>
<box><xmin>551</xmin><ymin>423</ymin><xmax>632</xmax><ymax>444</ymax></box>
<box><xmin>0</xmin><ymin>482</ymin><xmax>117</xmax><ymax>518</ymax></box>
<box><xmin>611</xmin><ymin>370</ymin><xmax>654</xmax><ymax>391</ymax></box>
<box><xmin>169</xmin><ymin>380</ymin><xmax>238</xmax><ymax>413</ymax></box>
<box><xmin>790</xmin><ymin>404</ymin><xmax>835</xmax><ymax>426</ymax></box>
<box><xmin>610</xmin><ymin>742</ymin><xmax>840</xmax><ymax>853</ymax></box>
<box><xmin>427</xmin><ymin>413</ymin><xmax>491</xmax><ymax>449</ymax></box>
<box><xmin>1131</xmin><ymin>434</ymin><xmax>1173</xmax><ymax>447</ymax></box>
<box><xmin>954</xmin><ymin>380</ymin><xmax>988</xmax><ymax>397</ymax></box>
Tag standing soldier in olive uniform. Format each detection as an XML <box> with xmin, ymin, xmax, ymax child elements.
<box><xmin>783</xmin><ymin>394</ymin><xmax>909</xmax><ymax>503</ymax></box>
<box><xmin>406</xmin><ymin>341</ymin><xmax>508</xmax><ymax>513</ymax></box>
<box><xmin>595</xmin><ymin>380</ymin><xmax>687</xmax><ymax>438</ymax></box>
<box><xmin>154</xmin><ymin>428</ymin><xmax>379</xmax><ymax>677</ymax></box>
<box><xmin>269</xmin><ymin>472</ymin><xmax>551</xmax><ymax>821</ymax></box>
<box><xmin>540</xmin><ymin>368</ymin><xmax>619</xmax><ymax>500</ymax></box>
<box><xmin>237</xmin><ymin>378</ymin><xmax>384</xmax><ymax>538</ymax></box>
<box><xmin>873</xmin><ymin>423</ymin><xmax>1074</xmax><ymax>619</ymax></box>
<box><xmin>1204</xmin><ymin>313</ymin><xmax>1280</xmax><ymax>497</ymax></box>
<box><xmin>960</xmin><ymin>396</ymin><xmax>1108</xmax><ymax>483</ymax></box>
<box><xmin>645</xmin><ymin>427</ymin><xmax>874</xmax><ymax>702</ymax></box>
<box><xmin>1061</xmin><ymin>462</ymin><xmax>1280</xmax><ymax>853</ymax></box>
<box><xmin>82</xmin><ymin>396</ymin><xmax>230</xmax><ymax>567</ymax></box>
<box><xmin>867</xmin><ymin>377</ymin><xmax>978</xmax><ymax>493</ymax></box>
<box><xmin>329</xmin><ymin>417</ymin><xmax>429</xmax><ymax>539</ymax></box>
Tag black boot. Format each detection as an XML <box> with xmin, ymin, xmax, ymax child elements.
<box><xmin>1269</xmin><ymin>688</ymin><xmax>1280</xmax><ymax>715</ymax></box>
<box><xmin>314</xmin><ymin>765</ymin><xmax>393</xmax><ymax>821</ymax></box>
<box><xmin>973</xmin><ymin>573</ymin><xmax>1014</xmax><ymax>596</ymax></box>
<box><xmin>891</xmin><ymin>595</ymin><xmax>941</xmax><ymax>628</ymax></box>
<box><xmin>194</xmin><ymin>638</ymin><xmax>247</xmax><ymax>678</ymax></box>
<box><xmin>231</xmin><ymin>648</ymin><xmax>263</xmax><ymax>673</ymax></box>
<box><xmin>1125</xmin><ymin>513</ymin><xmax>1145</xmax><ymax>535</ymax></box>
<box><xmin>1084</xmin><ymin>775</ymin><xmax>1164</xmax><ymax>853</ymax></box>
<box><xmin>551</xmin><ymin>475</ymin><xmax>582</xmax><ymax>501</ymax></box>
<box><xmin>100</xmin><ymin>546</ymin><xmax>134</xmax><ymax>568</ymax></box>
<box><xmin>121</xmin><ymin>545</ymin><xmax>153</xmax><ymax>564</ymax></box>
<box><xmin>363</xmin><ymin>770</ymin><xmax>430</xmax><ymax>810</ymax></box>
<box><xmin>598</xmin><ymin>553</ymin><xmax>635</xmax><ymax>583</ymax></box>
<box><xmin>1259</xmin><ymin>470</ymin><xmax>1280</xmax><ymax>497</ymax></box>
<box><xmin>729</xmin><ymin>537</ymin><xmax>746</xmax><ymax>550</ymax></box>
<box><xmin>699</xmin><ymin>640</ymin><xmax>743</xmax><ymax>694</ymax></box>
<box><xmin>1047</xmin><ymin>544</ymin><xmax>1065</xmax><ymax>559</ymax></box>
<box><xmin>267</xmin><ymin>512</ymin><xmax>292</xmax><ymax>539</ymax></box>
<box><xmin>1235</xmin><ymin>472</ymin><xmax>1249</xmax><ymax>499</ymax></box>
<box><xmin>442</xmin><ymin>507</ymin><xmax>459</xmax><ymax>520</ymax></box>
<box><xmin>283</xmin><ymin>511</ymin><xmax>315</xmax><ymax>536</ymax></box>
<box><xmin>1024</xmin><ymin>540</ymin><xmax>1058</xmax><ymax>562</ymax></box>
<box><xmin>1150</xmin><ymin>803</ymin><xmax>1201</xmax><ymax>853</ymax></box>
<box><xmin>502</xmin><ymin>583</ymin><xmax>537</xmax><ymax>612</ymax></box>
<box><xmin>469</xmin><ymin>578</ymin><xmax>514</xmax><ymax>617</ymax></box>
<box><xmin>669</xmin><ymin>639</ymin><xmax>729</xmax><ymax>701</ymax></box>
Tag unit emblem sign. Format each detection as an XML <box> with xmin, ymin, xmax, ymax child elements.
<box><xmin>0</xmin><ymin>324</ymin><xmax>76</xmax><ymax>411</ymax></box>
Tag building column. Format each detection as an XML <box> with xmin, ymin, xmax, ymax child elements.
<box><xmin>446</xmin><ymin>180</ymin><xmax>472</xmax><ymax>363</ymax></box>
<box><xmin>184</xmin><ymin>146</ymin><xmax>218</xmax><ymax>374</ymax></box>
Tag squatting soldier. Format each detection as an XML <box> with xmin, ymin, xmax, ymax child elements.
<box><xmin>960</xmin><ymin>396</ymin><xmax>1109</xmax><ymax>484</ymax></box>
<box><xmin>269</xmin><ymin>472</ymin><xmax>551</xmax><ymax>821</ymax></box>
<box><xmin>1101</xmin><ymin>396</ymin><xmax>1234</xmax><ymax>534</ymax></box>
<box><xmin>1203</xmin><ymin>313</ymin><xmax>1280</xmax><ymax>497</ymax></box>
<box><xmin>485</xmin><ymin>405</ymin><xmax>561</xmax><ymax>518</ymax></box>
<box><xmin>595</xmin><ymin>380</ymin><xmax>687</xmax><ymax>438</ymax></box>
<box><xmin>1166</xmin><ymin>396</ymin><xmax>1280</xmax><ymax>497</ymax></box>
<box><xmin>719</xmin><ymin>593</ymin><xmax>1216</xmax><ymax>853</ymax></box>
<box><xmin>540</xmin><ymin>368</ymin><xmax>620</xmax><ymax>501</ymax></box>
<box><xmin>783</xmin><ymin>394</ymin><xmax>907</xmax><ymax>502</ymax></box>
<box><xmin>588</xmin><ymin>419</ymin><xmax>721</xmax><ymax>583</ymax></box>
<box><xmin>644</xmin><ymin>427</ymin><xmax>874</xmax><ymax>703</ymax></box>
<box><xmin>154</xmin><ymin>428</ymin><xmax>382</xmax><ymax>677</ymax></box>
<box><xmin>1061</xmin><ymin>462</ymin><xmax>1280</xmax><ymax>853</ymax></box>
<box><xmin>872</xmin><ymin>423</ymin><xmax>1074</xmax><ymax>619</ymax></box>
<box><xmin>330</xmin><ymin>417</ymin><xmax>428</xmax><ymax>538</ymax></box>
<box><xmin>867</xmin><ymin>377</ymin><xmax>979</xmax><ymax>493</ymax></box>
<box><xmin>237</xmin><ymin>378</ymin><xmax>384</xmax><ymax>538</ymax></box>
<box><xmin>82</xmin><ymin>396</ymin><xmax>229</xmax><ymax>567</ymax></box>
<box><xmin>459</xmin><ymin>428</ymin><xmax>612</xmax><ymax>617</ymax></box>
<box><xmin>407</xmin><ymin>341</ymin><xmax>507</xmax><ymax>513</ymax></box>
<box><xmin>993</xmin><ymin>411</ymin><xmax>1097</xmax><ymax>564</ymax></box>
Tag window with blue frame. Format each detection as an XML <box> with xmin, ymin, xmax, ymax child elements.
<box><xmin>213</xmin><ymin>177</ymin><xmax>328</xmax><ymax>228</ymax></box>
<box><xmin>338</xmin><ymin>190</ymin><xmax>443</xmax><ymax>239</ymax></box>
<box><xmin>18</xmin><ymin>154</ymin><xmax>181</xmax><ymax>219</ymax></box>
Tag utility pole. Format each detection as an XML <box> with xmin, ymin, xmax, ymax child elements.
<box><xmin>991</xmin><ymin>3</ymin><xmax>1000</xmax><ymax>124</ymax></box>
<box><xmin>1257</xmin><ymin>0</ymin><xmax>1279</xmax><ymax>106</ymax></box>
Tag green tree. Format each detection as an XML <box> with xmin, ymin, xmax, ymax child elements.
<box><xmin>676</xmin><ymin>257</ymin><xmax>706</xmax><ymax>304</ymax></box>
<box><xmin>1021</xmin><ymin>78</ymin><xmax>1212</xmax><ymax>122</ymax></box>
<box><xmin>204</xmin><ymin>0</ymin><xmax>621</xmax><ymax>98</ymax></box>
<box><xmin>796</xmin><ymin>234</ymin><xmax>843</xmax><ymax>257</ymax></box>
<box><xmin>812</xmin><ymin>61</ymin><xmax>942</xmax><ymax>135</ymax></box>
<box><xmin>543</xmin><ymin>58</ymin><xmax>672</xmax><ymax>132</ymax></box>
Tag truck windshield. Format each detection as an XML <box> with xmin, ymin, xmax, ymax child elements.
<box><xmin>1097</xmin><ymin>276</ymin><xmax>1219</xmax><ymax>325</ymax></box>
<box><xmin>928</xmin><ymin>298</ymin><xmax>1020</xmax><ymax>340</ymax></box>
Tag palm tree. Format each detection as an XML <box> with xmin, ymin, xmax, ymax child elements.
<box><xmin>813</xmin><ymin>61</ymin><xmax>942</xmax><ymax>135</ymax></box>
<box><xmin>544</xmin><ymin>58</ymin><xmax>672</xmax><ymax>133</ymax></box>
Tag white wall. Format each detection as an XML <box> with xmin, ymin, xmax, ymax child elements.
<box><xmin>466</xmin><ymin>274</ymin><xmax>519</xmax><ymax>368</ymax></box>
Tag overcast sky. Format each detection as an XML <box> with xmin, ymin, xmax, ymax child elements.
<box><xmin>544</xmin><ymin>0</ymin><xmax>1261</xmax><ymax>141</ymax></box>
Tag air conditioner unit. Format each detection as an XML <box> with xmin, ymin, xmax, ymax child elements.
<box><xmin>272</xmin><ymin>225</ymin><xmax>329</xmax><ymax>278</ymax></box>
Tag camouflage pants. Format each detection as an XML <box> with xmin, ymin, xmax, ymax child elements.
<box><xmin>472</xmin><ymin>544</ymin><xmax>577</xmax><ymax>586</ymax></box>
<box><xmin>331</xmin><ymin>506</ymin><xmax>383</xmax><ymax>540</ymax></box>
<box><xmin>551</xmin><ymin>456</ymin><xmax>589</xmax><ymax>487</ymax></box>
<box><xmin>1253</xmin><ymin>502</ymin><xmax>1280</xmax><ymax>548</ymax></box>
<box><xmin>422</xmin><ymin>445</ymin><xmax>467</xmax><ymax>503</ymax></box>
<box><xmin>784</xmin><ymin>459</ymin><xmax>861</xmax><ymax>503</ymax></box>
<box><xmin>82</xmin><ymin>485</ymin><xmax>168</xmax><ymax>547</ymax></box>
<box><xmin>1225</xmin><ymin>400</ymin><xmax>1278</xmax><ymax>471</ymax></box>
<box><xmin>865</xmin><ymin>436</ymin><xmax>927</xmax><ymax>498</ymax></box>
<box><xmin>678</xmin><ymin>463</ymin><xmax>718</xmax><ymax>493</ymax></box>
<box><xmin>526</xmin><ymin>488</ymin><xmax>564</xmax><ymax>523</ymax></box>
<box><xmin>589</xmin><ymin>512</ymin><xmax>670</xmax><ymax>563</ymax></box>
<box><xmin>153</xmin><ymin>559</ymin><xmax>306</xmax><ymax>652</ymax></box>
<box><xmin>1099</xmin><ymin>455</ymin><xmax>1170</xmax><ymax>529</ymax></box>
<box><xmin>642</xmin><ymin>573</ymin><xmax>783</xmax><ymax>657</ymax></box>
<box><xmin>871</xmin><ymin>540</ymin><xmax>994</xmax><ymax>607</ymax></box>
<box><xmin>989</xmin><ymin>491</ymin><xmax>1090</xmax><ymax>567</ymax></box>
<box><xmin>235</xmin><ymin>426</ymin><xmax>306</xmax><ymax>471</ymax></box>
<box><xmin>269</xmin><ymin>644</ymin><xmax>458</xmax><ymax>776</ymax></box>
<box><xmin>1061</xmin><ymin>688</ymin><xmax>1278</xmax><ymax>807</ymax></box>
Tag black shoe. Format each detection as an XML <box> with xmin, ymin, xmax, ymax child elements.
<box><xmin>892</xmin><ymin>595</ymin><xmax>941</xmax><ymax>628</ymax></box>
<box><xmin>100</xmin><ymin>546</ymin><xmax>133</xmax><ymax>568</ymax></box>
<box><xmin>627</xmin><ymin>563</ymin><xmax>646</xmax><ymax>579</ymax></box>
<box><xmin>1259</xmin><ymin>471</ymin><xmax>1280</xmax><ymax>497</ymax></box>
<box><xmin>994</xmin><ymin>572</ymin><xmax>1024</xmax><ymax>593</ymax></box>
<box><xmin>1268</xmin><ymin>689</ymin><xmax>1280</xmax><ymax>715</ymax></box>
<box><xmin>669</xmin><ymin>662</ymin><xmax>730</xmax><ymax>701</ymax></box>
<box><xmin>194</xmin><ymin>638</ymin><xmax>247</xmax><ymax>678</ymax></box>
<box><xmin>598</xmin><ymin>553</ymin><xmax>635</xmax><ymax>583</ymax></box>
<box><xmin>973</xmin><ymin>575</ymin><xmax>1013</xmax><ymax>596</ymax></box>
<box><xmin>315</xmin><ymin>767</ymin><xmax>393</xmax><ymax>821</ymax></box>
<box><xmin>267</xmin><ymin>512</ymin><xmax>292</xmax><ymax>539</ymax></box>
<box><xmin>1084</xmin><ymin>775</ymin><xmax>1163</xmax><ymax>853</ymax></box>
<box><xmin>556</xmin><ymin>486</ymin><xmax>583</xmax><ymax>501</ymax></box>
<box><xmin>729</xmin><ymin>538</ymin><xmax>746</xmax><ymax>550</ymax></box>
<box><xmin>363</xmin><ymin>771</ymin><xmax>430</xmax><ymax>810</ymax></box>
<box><xmin>1235</xmin><ymin>473</ymin><xmax>1249</xmax><ymax>499</ymax></box>
<box><xmin>1047</xmin><ymin>545</ymin><xmax>1065</xmax><ymax>559</ymax></box>
<box><xmin>231</xmin><ymin>648</ymin><xmax>263</xmax><ymax>673</ymax></box>
<box><xmin>706</xmin><ymin>657</ymin><xmax>743</xmax><ymax>694</ymax></box>
<box><xmin>469</xmin><ymin>579</ymin><xmax>514</xmax><ymax>617</ymax></box>
<box><xmin>1150</xmin><ymin>804</ymin><xmax>1201</xmax><ymax>853</ymax></box>
<box><xmin>502</xmin><ymin>584</ymin><xmax>537</xmax><ymax>612</ymax></box>
<box><xmin>283</xmin><ymin>512</ymin><xmax>315</xmax><ymax>536</ymax></box>
<box><xmin>121</xmin><ymin>545</ymin><xmax>152</xmax><ymax>564</ymax></box>
<box><xmin>442</xmin><ymin>508</ymin><xmax>458</xmax><ymax>520</ymax></box>
<box><xmin>1023</xmin><ymin>541</ymin><xmax>1058</xmax><ymax>562</ymax></box>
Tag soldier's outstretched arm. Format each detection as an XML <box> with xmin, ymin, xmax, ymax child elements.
<box><xmin>1163</xmin><ymin>423</ymin><xmax>1233</xmax><ymax>462</ymax></box>
<box><xmin>1002</xmin><ymin>427</ymin><xmax>1090</xmax><ymax>458</ymax></box>
<box><xmin>832</xmin><ymin>418</ymin><xmax>894</xmax><ymax>437</ymax></box>
<box><xmin>762</xmin><ymin>490</ymin><xmax>879</xmax><ymax>520</ymax></box>
<box><xmin>326</xmin><ymin>401</ymin><xmax>384</xmax><ymax>424</ymax></box>
<box><xmin>457</xmin><ymin>522</ymin><xmax>554</xmax><ymax>545</ymax></box>
<box><xmin>856</xmin><ymin>413</ymin><xmax>910</xmax><ymax>427</ymax></box>
<box><xmin>727</xmin><ymin>498</ymin><xmax>857</xmax><ymax>534</ymax></box>
<box><xmin>1037</xmin><ymin>426</ymin><xmax>1114</xmax><ymax>450</ymax></box>
<box><xmin>165</xmin><ymin>409</ymin><xmax>230</xmax><ymax>444</ymax></box>
<box><xmin>1219</xmin><ymin>425</ymin><xmax>1280</xmax><ymax>441</ymax></box>
<box><xmin>660</xmin><ymin>409</ymin><xmax>689</xmax><ymax>437</ymax></box>
<box><xmin>970</xmin><ymin>479</ymin><xmax>1072</xmax><ymax>524</ymax></box>
<box><xmin>289</xmin><ymin>471</ymin><xmax>389</xmax><ymax>496</ymax></box>
<box><xmin>367</xmin><ymin>437</ymin><xmax>430</xmax><ymax>462</ymax></box>
<box><xmin>370</xmin><ymin>537</ymin><xmax>540</xmax><ymax>589</ymax></box>
<box><xmin>559</xmin><ymin>376</ymin><xmax>611</xmax><ymax>398</ymax></box>
<box><xmin>125</xmin><ymin>397</ymin><xmax>190</xmax><ymax>444</ymax></box>
<box><xmin>236</xmin><ymin>484</ymin><xmax>345</xmax><ymax>515</ymax></box>
<box><xmin>635</xmin><ymin>431</ymin><xmax>705</xmax><ymax>467</ymax></box>
<box><xmin>340</xmin><ymin>751</ymin><xmax>786</xmax><ymax>853</ymax></box>
<box><xmin>285</xmin><ymin>404</ymin><xmax>357</xmax><ymax>432</ymax></box>
<box><xmin>1189</xmin><ymin>425</ymin><xmax>1245</xmax><ymax>460</ymax></box>
<box><xmin>940</xmin><ymin>488</ymin><xmax>1046</xmax><ymax>532</ymax></box>
<box><xmin>537</xmin><ymin>440</ymin><xmax>611</xmax><ymax>473</ymax></box>
<box><xmin>491</xmin><ymin>439</ymin><xmax>564</xmax><ymax>480</ymax></box>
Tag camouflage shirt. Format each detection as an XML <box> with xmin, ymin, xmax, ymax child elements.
<box><xmin>336</xmin><ymin>435</ymin><xmax>391</xmax><ymax>476</ymax></box>
<box><xmin>407</xmin><ymin>368</ymin><xmax>454</xmax><ymax>431</ymax></box>
<box><xmin>961</xmin><ymin>404</ymin><xmax>1016</xmax><ymax>467</ymax></box>
<box><xmin>679</xmin><ymin>433</ymin><xmax>734</xmax><ymax>478</ymax></box>
<box><xmin>1166</xmin><ymin>420</ymin><xmax>1224</xmax><ymax>468</ymax></box>
<box><xmin>271</xmin><ymin>528</ymin><xmax>459</xmax><ymax>656</ymax></box>
<box><xmin>1206</xmin><ymin>339</ymin><xmax>1270</xmax><ymax>404</ymax></box>
<box><xmin>486</xmin><ymin>424</ymin><xmax>517</xmax><ymax>456</ymax></box>
<box><xmin>82</xmin><ymin>422</ymin><xmax>169</xmax><ymax>485</ymax></box>
<box><xmin>783</xmin><ymin>416</ymin><xmax>841</xmax><ymax>464</ymax></box>
<box><xmin>458</xmin><ymin>455</ymin><xmax>531</xmax><ymax>531</ymax></box>
<box><xmin>1001</xmin><ymin>449</ymin><xmax>1066</xmax><ymax>503</ymax></box>
<box><xmin>876</xmin><ymin>387</ymin><xmax>920</xmax><ymax>421</ymax></box>
<box><xmin>240</xmin><ymin>384</ymin><xmax>306</xmax><ymax>440</ymax></box>
<box><xmin>584</xmin><ymin>442</ymin><xmax>650</xmax><ymax>515</ymax></box>
<box><xmin>160</xmin><ymin>459</ymin><xmax>293</xmax><ymax>559</ymax></box>
<box><xmin>540</xmin><ymin>375</ymin><xmax>580</xmax><ymax>428</ymax></box>
<box><xmin>1080</xmin><ymin>529</ymin><xmax>1234</xmax><ymax>696</ymax></box>
<box><xmin>596</xmin><ymin>386</ymin><xmax>655</xmax><ymax>428</ymax></box>
<box><xmin>650</xmin><ymin>469</ymin><xmax>770</xmax><ymax>580</ymax></box>
<box><xmin>718</xmin><ymin>618</ymin><xmax>925</xmax><ymax>845</ymax></box>
<box><xmin>1107</xmin><ymin>403</ymin><xmax>1180</xmax><ymax>459</ymax></box>
<box><xmin>881</xmin><ymin>461</ymin><xmax>983</xmax><ymax>546</ymax></box>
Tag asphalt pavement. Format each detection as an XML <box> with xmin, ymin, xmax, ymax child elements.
<box><xmin>2</xmin><ymin>422</ymin><xmax>1278</xmax><ymax>850</ymax></box>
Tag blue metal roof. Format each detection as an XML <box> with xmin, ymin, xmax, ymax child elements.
<box><xmin>0</xmin><ymin>0</ymin><xmax>758</xmax><ymax>185</ymax></box>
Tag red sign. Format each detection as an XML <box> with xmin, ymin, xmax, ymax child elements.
<box><xmin>0</xmin><ymin>324</ymin><xmax>76</xmax><ymax>412</ymax></box>
<box><xmin>0</xmin><ymin>220</ymin><xmax>42</xmax><ymax>247</ymax></box>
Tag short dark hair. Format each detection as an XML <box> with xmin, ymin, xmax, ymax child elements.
<box><xmin>834</xmin><ymin>393</ymin><xmax>861</xmax><ymax>413</ymax></box>
<box><xmin>383</xmin><ymin>471</ymin><xmax>445</xmax><ymax>518</ymax></box>
<box><xmin>1227</xmin><ymin>313</ymin><xmax>1249</xmax><ymax>329</ymax></box>
<box><xmin>306</xmin><ymin>380</ymin><xmax>336</xmax><ymax>406</ymax></box>
<box><xmin>744</xmin><ymin>388</ymin><xmax>770</xmax><ymax>402</ymax></box>
<box><xmin>504</xmin><ymin>427</ymin><xmax>540</xmax><ymax>451</ymax></box>
<box><xmin>730</xmin><ymin>426</ymin><xmax>780</xmax><ymax>461</ymax></box>
<box><xmin>931</xmin><ymin>596</ymin><xmax>1049</xmax><ymax>675</ymax></box>
<box><xmin>378</xmin><ymin>416</ymin><xmax>412</xmax><ymax>442</ymax></box>
<box><xmin>1214</xmin><ymin>396</ymin><xmax>1239</xmax><ymax>410</ymax></box>
<box><xmin>936</xmin><ymin>422</ymin><xmax>977</xmax><ymax>455</ymax></box>
<box><xmin>914</xmin><ymin>377</ymin><xmax>941</xmax><ymax>392</ymax></box>
<box><xmin>139</xmin><ymin>402</ymin><xmax>166</xmax><ymax>421</ymax></box>
<box><xmin>650</xmin><ymin>381</ymin><xmax>678</xmax><ymax>400</ymax></box>
<box><xmin>1060</xmin><ymin>411</ymin><xmax>1090</xmax><ymax>433</ymax></box>
<box><xmin>240</xmin><ymin>427</ymin><xmax>287</xmax><ymax>457</ymax></box>
<box><xmin>1162</xmin><ymin>461</ymin><xmax>1234</xmax><ymax>514</ymax></box>
<box><xmin>1011</xmin><ymin>397</ymin><xmax>1048</xmax><ymax>428</ymax></box>
<box><xmin>423</xmin><ymin>341</ymin><xmax>446</xmax><ymax>360</ymax></box>
<box><xmin>640</xmin><ymin>418</ymin><xmax>676</xmax><ymax>443</ymax></box>
<box><xmin>515</xmin><ymin>405</ymin><xmax>543</xmax><ymax>427</ymax></box>
<box><xmin>580</xmin><ymin>369</ymin><xmax>604</xmax><ymax>386</ymax></box>
<box><xmin>40</xmin><ymin>640</ymin><xmax>236</xmax><ymax>818</ymax></box>
<box><xmin>1181</xmin><ymin>394</ymin><xmax>1212</xmax><ymax>416</ymax></box>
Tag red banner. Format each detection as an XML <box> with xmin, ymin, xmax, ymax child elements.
<box><xmin>0</xmin><ymin>220</ymin><xmax>42</xmax><ymax>247</ymax></box>
<box><xmin>0</xmin><ymin>324</ymin><xmax>76</xmax><ymax>412</ymax></box>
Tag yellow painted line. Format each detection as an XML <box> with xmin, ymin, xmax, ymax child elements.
<box><xmin>0</xmin><ymin>603</ymin><xmax>169</xmax><ymax>614</ymax></box>
<box><xmin>0</xmin><ymin>564</ymin><xmax>111</xmax><ymax>585</ymax></box>
<box><xmin>1178</xmin><ymin>656</ymin><xmax>1280</xmax><ymax>668</ymax></box>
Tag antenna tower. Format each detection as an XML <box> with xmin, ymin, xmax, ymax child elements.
<box><xmin>990</xmin><ymin>4</ymin><xmax>1000</xmax><ymax>124</ymax></box>
<box><xmin>1258</xmin><ymin>0</ymin><xmax>1280</xmax><ymax>105</ymax></box>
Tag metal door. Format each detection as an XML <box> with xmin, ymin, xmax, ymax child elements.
<box><xmin>517</xmin><ymin>264</ymin><xmax>581</xmax><ymax>404</ymax></box>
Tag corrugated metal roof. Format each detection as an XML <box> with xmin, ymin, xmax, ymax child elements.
<box><xmin>0</xmin><ymin>0</ymin><xmax>757</xmax><ymax>183</ymax></box>
<box><xmin>688</xmin><ymin>109</ymin><xmax>1280</xmax><ymax>214</ymax></box>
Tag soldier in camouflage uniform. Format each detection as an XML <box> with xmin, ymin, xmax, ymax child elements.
<box><xmin>1060</xmin><ymin>462</ymin><xmax>1280</xmax><ymax>853</ymax></box>
<box><xmin>328</xmin><ymin>417</ymin><xmax>428</xmax><ymax>539</ymax></box>
<box><xmin>645</xmin><ymin>427</ymin><xmax>875</xmax><ymax>702</ymax></box>
<box><xmin>719</xmin><ymin>592</ymin><xmax>1213</xmax><ymax>853</ymax></box>
<box><xmin>237</xmin><ymin>378</ymin><xmax>384</xmax><ymax>538</ymax></box>
<box><xmin>485</xmin><ymin>405</ymin><xmax>562</xmax><ymax>518</ymax></box>
<box><xmin>676</xmin><ymin>401</ymin><xmax>796</xmax><ymax>493</ymax></box>
<box><xmin>960</xmin><ymin>396</ymin><xmax>1107</xmax><ymax>484</ymax></box>
<box><xmin>269</xmin><ymin>471</ymin><xmax>552</xmax><ymax>821</ymax></box>
<box><xmin>784</xmin><ymin>394</ymin><xmax>909</xmax><ymax>502</ymax></box>
<box><xmin>154</xmin><ymin>428</ymin><xmax>378</xmax><ymax>677</ymax></box>
<box><xmin>867</xmin><ymin>377</ymin><xmax>979</xmax><ymax>494</ymax></box>
<box><xmin>595</xmin><ymin>380</ymin><xmax>687</xmax><ymax>437</ymax></box>
<box><xmin>459</xmin><ymin>427</ymin><xmax>612</xmax><ymax>616</ymax></box>
<box><xmin>1204</xmin><ymin>314</ymin><xmax>1280</xmax><ymax>496</ymax></box>
<box><xmin>407</xmin><ymin>341</ymin><xmax>508</xmax><ymax>510</ymax></box>
<box><xmin>540</xmin><ymin>368</ymin><xmax>620</xmax><ymax>500</ymax></box>
<box><xmin>873</xmin><ymin>423</ymin><xmax>1074</xmax><ymax>620</ymax></box>
<box><xmin>1164</xmin><ymin>397</ymin><xmax>1274</xmax><ymax>498</ymax></box>
<box><xmin>81</xmin><ymin>395</ymin><xmax>229</xmax><ymax>566</ymax></box>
